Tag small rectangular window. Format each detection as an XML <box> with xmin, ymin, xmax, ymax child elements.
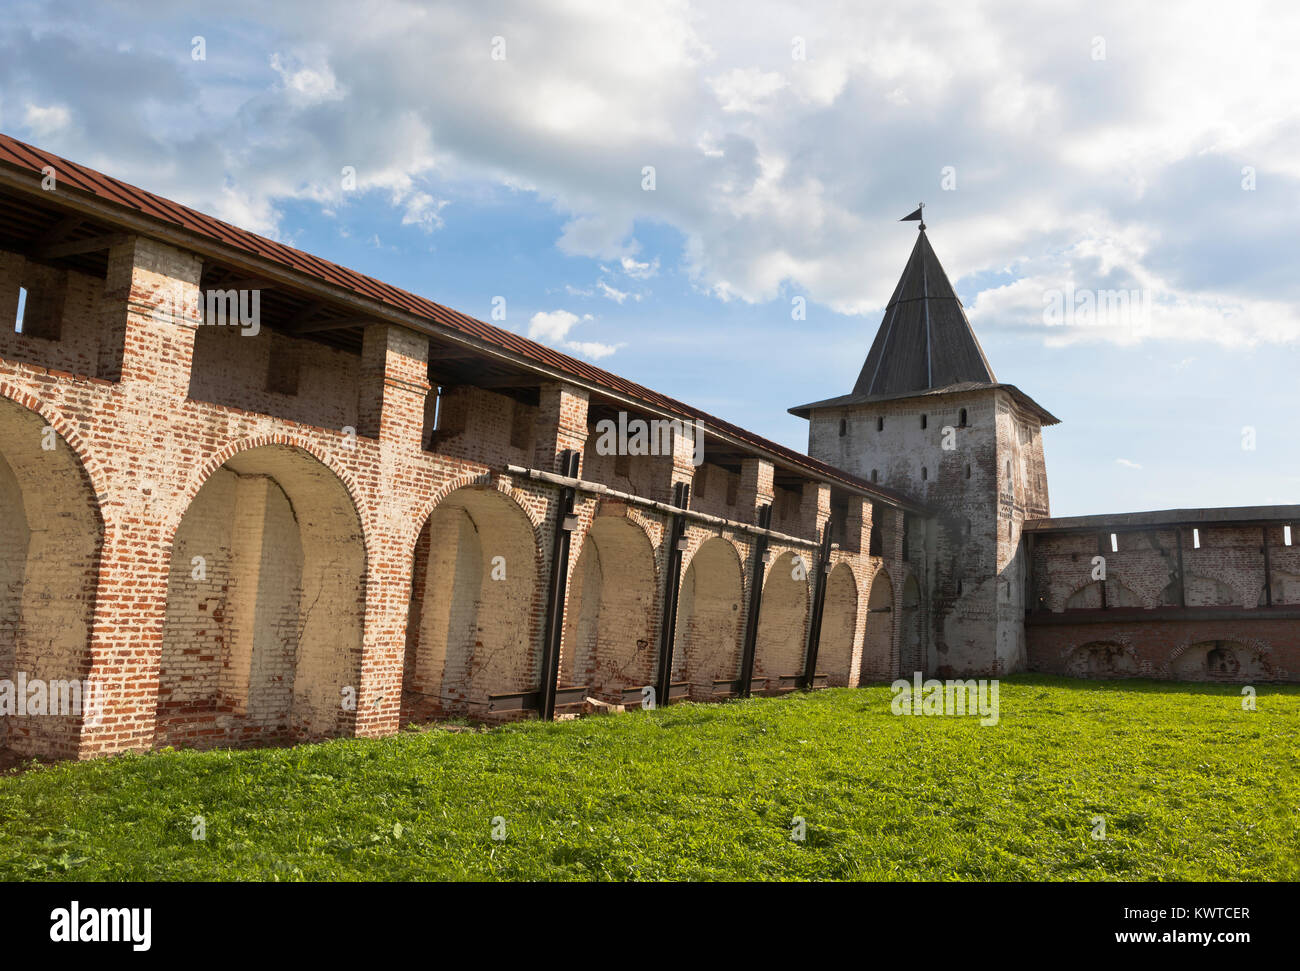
<box><xmin>15</xmin><ymin>268</ymin><xmax>66</xmax><ymax>341</ymax></box>
<box><xmin>1110</xmin><ymin>532</ymin><xmax>1118</xmax><ymax>553</ymax></box>
<box><xmin>509</xmin><ymin>401</ymin><xmax>532</xmax><ymax>450</ymax></box>
<box><xmin>1193</xmin><ymin>528</ymin><xmax>1201</xmax><ymax>549</ymax></box>
<box><xmin>14</xmin><ymin>286</ymin><xmax>26</xmax><ymax>333</ymax></box>
<box><xmin>1284</xmin><ymin>525</ymin><xmax>1292</xmax><ymax>547</ymax></box>
<box><xmin>266</xmin><ymin>343</ymin><xmax>300</xmax><ymax>396</ymax></box>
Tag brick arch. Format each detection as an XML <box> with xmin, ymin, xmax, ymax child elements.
<box><xmin>672</xmin><ymin>535</ymin><xmax>745</xmax><ymax>701</ymax></box>
<box><xmin>0</xmin><ymin>382</ymin><xmax>111</xmax><ymax>507</ymax></box>
<box><xmin>0</xmin><ymin>391</ymin><xmax>104</xmax><ymax>760</ymax></box>
<box><xmin>413</xmin><ymin>471</ymin><xmax>547</xmax><ymax>545</ymax></box>
<box><xmin>861</xmin><ymin>567</ymin><xmax>895</xmax><ymax>681</ymax></box>
<box><xmin>165</xmin><ymin>432</ymin><xmax>371</xmax><ymax>554</ymax></box>
<box><xmin>899</xmin><ymin>572</ymin><xmax>924</xmax><ymax>676</ymax></box>
<box><xmin>1063</xmin><ymin>574</ymin><xmax>1144</xmax><ymax>610</ymax></box>
<box><xmin>1168</xmin><ymin>638</ymin><xmax>1276</xmax><ymax>680</ymax></box>
<box><xmin>155</xmin><ymin>443</ymin><xmax>368</xmax><ymax>749</ymax></box>
<box><xmin>1063</xmin><ymin>639</ymin><xmax>1140</xmax><ymax>678</ymax></box>
<box><xmin>560</xmin><ymin>513</ymin><xmax>660</xmax><ymax>703</ymax></box>
<box><xmin>754</xmin><ymin>550</ymin><xmax>811</xmax><ymax>684</ymax></box>
<box><xmin>680</xmin><ymin>532</ymin><xmax>748</xmax><ymax>588</ymax></box>
<box><xmin>402</xmin><ymin>483</ymin><xmax>545</xmax><ymax>722</ymax></box>
<box><xmin>818</xmin><ymin>562</ymin><xmax>859</xmax><ymax>686</ymax></box>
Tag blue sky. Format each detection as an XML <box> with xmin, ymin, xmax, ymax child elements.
<box><xmin>2</xmin><ymin>0</ymin><xmax>1297</xmax><ymax>516</ymax></box>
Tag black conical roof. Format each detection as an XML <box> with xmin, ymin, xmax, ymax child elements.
<box><xmin>789</xmin><ymin>228</ymin><xmax>1059</xmax><ymax>425</ymax></box>
<box><xmin>853</xmin><ymin>229</ymin><xmax>995</xmax><ymax>396</ymax></box>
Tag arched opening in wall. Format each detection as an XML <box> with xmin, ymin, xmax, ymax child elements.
<box><xmin>402</xmin><ymin>487</ymin><xmax>539</xmax><ymax>722</ymax></box>
<box><xmin>817</xmin><ymin>563</ymin><xmax>858</xmax><ymax>686</ymax></box>
<box><xmin>1065</xmin><ymin>641</ymin><xmax>1139</xmax><ymax>678</ymax></box>
<box><xmin>559</xmin><ymin>513</ymin><xmax>657</xmax><ymax>704</ymax></box>
<box><xmin>753</xmin><ymin>551</ymin><xmax>810</xmax><ymax>687</ymax></box>
<box><xmin>156</xmin><ymin>445</ymin><xmax>366</xmax><ymax>750</ymax></box>
<box><xmin>1183</xmin><ymin>574</ymin><xmax>1240</xmax><ymax>607</ymax></box>
<box><xmin>860</xmin><ymin>570</ymin><xmax>894</xmax><ymax>683</ymax></box>
<box><xmin>899</xmin><ymin>574</ymin><xmax>923</xmax><ymax>676</ymax></box>
<box><xmin>1171</xmin><ymin>640</ymin><xmax>1272</xmax><ymax>682</ymax></box>
<box><xmin>672</xmin><ymin>537</ymin><xmax>744</xmax><ymax>701</ymax></box>
<box><xmin>0</xmin><ymin>398</ymin><xmax>102</xmax><ymax>760</ymax></box>
<box><xmin>1063</xmin><ymin>577</ymin><xmax>1143</xmax><ymax>609</ymax></box>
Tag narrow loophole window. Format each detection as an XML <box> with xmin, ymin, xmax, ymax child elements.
<box><xmin>1284</xmin><ymin>525</ymin><xmax>1292</xmax><ymax>547</ymax></box>
<box><xmin>920</xmin><ymin>414</ymin><xmax>927</xmax><ymax>429</ymax></box>
<box><xmin>870</xmin><ymin>469</ymin><xmax>878</xmax><ymax>483</ymax></box>
<box><xmin>959</xmin><ymin>408</ymin><xmax>968</xmax><ymax>427</ymax></box>
<box><xmin>1193</xmin><ymin>528</ymin><xmax>1201</xmax><ymax>549</ymax></box>
<box><xmin>838</xmin><ymin>418</ymin><xmax>847</xmax><ymax>437</ymax></box>
<box><xmin>14</xmin><ymin>287</ymin><xmax>26</xmax><ymax>333</ymax></box>
<box><xmin>921</xmin><ymin>466</ymin><xmax>928</xmax><ymax>481</ymax></box>
<box><xmin>1110</xmin><ymin>532</ymin><xmax>1118</xmax><ymax>553</ymax></box>
<box><xmin>876</xmin><ymin>417</ymin><xmax>884</xmax><ymax>432</ymax></box>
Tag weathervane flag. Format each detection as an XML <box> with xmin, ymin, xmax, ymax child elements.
<box><xmin>900</xmin><ymin>205</ymin><xmax>924</xmax><ymax>222</ymax></box>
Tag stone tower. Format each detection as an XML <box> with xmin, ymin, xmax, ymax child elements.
<box><xmin>791</xmin><ymin>225</ymin><xmax>1059</xmax><ymax>677</ymax></box>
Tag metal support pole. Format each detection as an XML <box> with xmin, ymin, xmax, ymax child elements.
<box><xmin>737</xmin><ymin>504</ymin><xmax>773</xmax><ymax>698</ymax></box>
<box><xmin>1262</xmin><ymin>525</ymin><xmax>1273</xmax><ymax>607</ymax></box>
<box><xmin>654</xmin><ymin>481</ymin><xmax>690</xmax><ymax>706</ymax></box>
<box><xmin>800</xmin><ymin>518</ymin><xmax>834</xmax><ymax>689</ymax></box>
<box><xmin>1175</xmin><ymin>528</ymin><xmax>1187</xmax><ymax>608</ymax></box>
<box><xmin>538</xmin><ymin>449</ymin><xmax>580</xmax><ymax>720</ymax></box>
<box><xmin>1098</xmin><ymin>532</ymin><xmax>1108</xmax><ymax>610</ymax></box>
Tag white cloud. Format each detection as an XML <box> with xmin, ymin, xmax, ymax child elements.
<box><xmin>269</xmin><ymin>50</ymin><xmax>344</xmax><ymax>104</ymax></box>
<box><xmin>528</xmin><ymin>309</ymin><xmax>581</xmax><ymax>343</ymax></box>
<box><xmin>527</xmin><ymin>309</ymin><xmax>620</xmax><ymax>360</ymax></box>
<box><xmin>1116</xmin><ymin>459</ymin><xmax>1143</xmax><ymax>470</ymax></box>
<box><xmin>707</xmin><ymin>68</ymin><xmax>787</xmax><ymax>113</ymax></box>
<box><xmin>22</xmin><ymin>103</ymin><xmax>70</xmax><ymax>137</ymax></box>
<box><xmin>597</xmin><ymin>280</ymin><xmax>629</xmax><ymax>303</ymax></box>
<box><xmin>6</xmin><ymin>0</ymin><xmax>1300</xmax><ymax>347</ymax></box>
<box><xmin>619</xmin><ymin>256</ymin><xmax>659</xmax><ymax>279</ymax></box>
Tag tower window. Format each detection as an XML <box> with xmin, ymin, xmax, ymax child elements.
<box><xmin>1110</xmin><ymin>532</ymin><xmax>1119</xmax><ymax>553</ymax></box>
<box><xmin>920</xmin><ymin>414</ymin><xmax>927</xmax><ymax>429</ymax></box>
<box><xmin>1285</xmin><ymin>525</ymin><xmax>1293</xmax><ymax>547</ymax></box>
<box><xmin>266</xmin><ymin>343</ymin><xmax>301</xmax><ymax>396</ymax></box>
<box><xmin>1193</xmin><ymin>528</ymin><xmax>1201</xmax><ymax>549</ymax></box>
<box><xmin>838</xmin><ymin>418</ymin><xmax>847</xmax><ymax>437</ymax></box>
<box><xmin>959</xmin><ymin>408</ymin><xmax>968</xmax><ymax>427</ymax></box>
<box><xmin>921</xmin><ymin>466</ymin><xmax>928</xmax><ymax>481</ymax></box>
<box><xmin>870</xmin><ymin>469</ymin><xmax>878</xmax><ymax>483</ymax></box>
<box><xmin>13</xmin><ymin>287</ymin><xmax>26</xmax><ymax>333</ymax></box>
<box><xmin>956</xmin><ymin>578</ymin><xmax>964</xmax><ymax>596</ymax></box>
<box><xmin>965</xmin><ymin>463</ymin><xmax>971</xmax><ymax>479</ymax></box>
<box><xmin>876</xmin><ymin>417</ymin><xmax>884</xmax><ymax>432</ymax></box>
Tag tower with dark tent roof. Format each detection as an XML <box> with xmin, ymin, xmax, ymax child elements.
<box><xmin>791</xmin><ymin>223</ymin><xmax>1059</xmax><ymax>677</ymax></box>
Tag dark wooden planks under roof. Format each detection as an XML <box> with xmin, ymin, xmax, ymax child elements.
<box><xmin>0</xmin><ymin>130</ymin><xmax>927</xmax><ymax>512</ymax></box>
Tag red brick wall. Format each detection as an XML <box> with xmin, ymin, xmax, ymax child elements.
<box><xmin>0</xmin><ymin>235</ymin><xmax>919</xmax><ymax>759</ymax></box>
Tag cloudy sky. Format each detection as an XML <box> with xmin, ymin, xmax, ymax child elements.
<box><xmin>3</xmin><ymin>0</ymin><xmax>1296</xmax><ymax>516</ymax></box>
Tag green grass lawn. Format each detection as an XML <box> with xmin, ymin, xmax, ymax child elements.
<box><xmin>0</xmin><ymin>676</ymin><xmax>1296</xmax><ymax>881</ymax></box>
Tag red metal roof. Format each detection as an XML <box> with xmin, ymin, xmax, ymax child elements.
<box><xmin>0</xmin><ymin>131</ymin><xmax>922</xmax><ymax>509</ymax></box>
